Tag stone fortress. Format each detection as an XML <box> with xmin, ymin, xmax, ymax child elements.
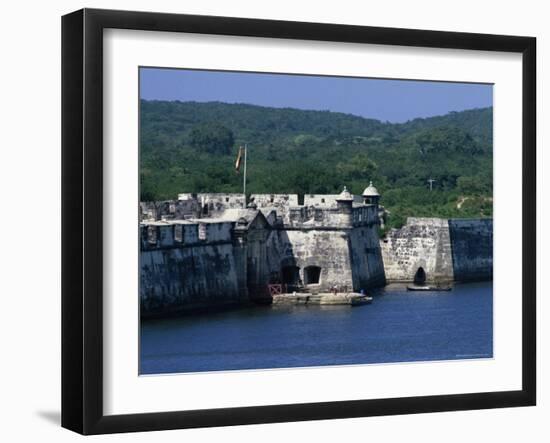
<box><xmin>140</xmin><ymin>183</ymin><xmax>493</xmax><ymax>316</ymax></box>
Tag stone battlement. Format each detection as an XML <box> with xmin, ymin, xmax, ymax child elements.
<box><xmin>140</xmin><ymin>186</ymin><xmax>387</xmax><ymax>316</ymax></box>
<box><xmin>380</xmin><ymin>217</ymin><xmax>493</xmax><ymax>283</ymax></box>
<box><xmin>141</xmin><ymin>191</ymin><xmax>383</xmax><ymax>229</ymax></box>
<box><xmin>139</xmin><ymin>186</ymin><xmax>493</xmax><ymax>317</ymax></box>
<box><xmin>303</xmin><ymin>194</ymin><xmax>363</xmax><ymax>207</ymax></box>
<box><xmin>283</xmin><ymin>204</ymin><xmax>379</xmax><ymax>229</ymax></box>
<box><xmin>140</xmin><ymin>220</ymin><xmax>234</xmax><ymax>250</ymax></box>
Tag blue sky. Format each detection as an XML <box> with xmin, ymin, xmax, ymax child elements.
<box><xmin>140</xmin><ymin>67</ymin><xmax>492</xmax><ymax>123</ymax></box>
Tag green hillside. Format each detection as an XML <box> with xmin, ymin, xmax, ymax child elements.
<box><xmin>140</xmin><ymin>100</ymin><xmax>493</xmax><ymax>230</ymax></box>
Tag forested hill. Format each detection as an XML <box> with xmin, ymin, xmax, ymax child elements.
<box><xmin>140</xmin><ymin>100</ymin><xmax>493</xmax><ymax>229</ymax></box>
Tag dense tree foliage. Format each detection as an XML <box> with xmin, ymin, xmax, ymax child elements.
<box><xmin>140</xmin><ymin>100</ymin><xmax>493</xmax><ymax>230</ymax></box>
<box><xmin>189</xmin><ymin>122</ymin><xmax>234</xmax><ymax>155</ymax></box>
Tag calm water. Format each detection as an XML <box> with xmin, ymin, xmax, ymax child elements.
<box><xmin>140</xmin><ymin>282</ymin><xmax>493</xmax><ymax>374</ymax></box>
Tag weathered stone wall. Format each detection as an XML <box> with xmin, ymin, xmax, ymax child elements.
<box><xmin>140</xmin><ymin>221</ymin><xmax>247</xmax><ymax>316</ymax></box>
<box><xmin>380</xmin><ymin>218</ymin><xmax>454</xmax><ymax>283</ymax></box>
<box><xmin>351</xmin><ymin>205</ymin><xmax>379</xmax><ymax>227</ymax></box>
<box><xmin>198</xmin><ymin>193</ymin><xmax>246</xmax><ymax>215</ymax></box>
<box><xmin>262</xmin><ymin>204</ymin><xmax>384</xmax><ymax>292</ymax></box>
<box><xmin>139</xmin><ymin>200</ymin><xmax>200</xmax><ymax>222</ymax></box>
<box><xmin>139</xmin><ymin>194</ymin><xmax>388</xmax><ymax>315</ymax></box>
<box><xmin>250</xmin><ymin>194</ymin><xmax>298</xmax><ymax>208</ymax></box>
<box><xmin>348</xmin><ymin>225</ymin><xmax>387</xmax><ymax>290</ymax></box>
<box><xmin>265</xmin><ymin>229</ymin><xmax>354</xmax><ymax>292</ymax></box>
<box><xmin>380</xmin><ymin>217</ymin><xmax>492</xmax><ymax>283</ymax></box>
<box><xmin>303</xmin><ymin>194</ymin><xmax>363</xmax><ymax>207</ymax></box>
<box><xmin>238</xmin><ymin>213</ymin><xmax>272</xmax><ymax>300</ymax></box>
<box><xmin>248</xmin><ymin>194</ymin><xmax>298</xmax><ymax>220</ymax></box>
<box><xmin>284</xmin><ymin>206</ymin><xmax>352</xmax><ymax>228</ymax></box>
<box><xmin>449</xmin><ymin>219</ymin><xmax>493</xmax><ymax>281</ymax></box>
<box><xmin>178</xmin><ymin>192</ymin><xmax>246</xmax><ymax>209</ymax></box>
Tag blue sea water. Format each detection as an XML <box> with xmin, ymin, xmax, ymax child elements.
<box><xmin>140</xmin><ymin>281</ymin><xmax>493</xmax><ymax>375</ymax></box>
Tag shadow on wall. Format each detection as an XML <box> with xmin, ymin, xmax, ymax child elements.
<box><xmin>264</xmin><ymin>229</ymin><xmax>340</xmax><ymax>295</ymax></box>
<box><xmin>448</xmin><ymin>219</ymin><xmax>493</xmax><ymax>281</ymax></box>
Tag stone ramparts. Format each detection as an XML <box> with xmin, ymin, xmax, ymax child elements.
<box><xmin>380</xmin><ymin>217</ymin><xmax>492</xmax><ymax>283</ymax></box>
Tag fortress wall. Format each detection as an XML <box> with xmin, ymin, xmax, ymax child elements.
<box><xmin>139</xmin><ymin>221</ymin><xmax>246</xmax><ymax>316</ymax></box>
<box><xmin>140</xmin><ymin>243</ymin><xmax>244</xmax><ymax>317</ymax></box>
<box><xmin>266</xmin><ymin>230</ymin><xmax>354</xmax><ymax>292</ymax></box>
<box><xmin>348</xmin><ymin>225</ymin><xmax>387</xmax><ymax>290</ymax></box>
<box><xmin>279</xmin><ymin>203</ymin><xmax>378</xmax><ymax>230</ymax></box>
<box><xmin>448</xmin><ymin>219</ymin><xmax>493</xmax><ymax>281</ymax></box>
<box><xmin>199</xmin><ymin>194</ymin><xmax>245</xmax><ymax>216</ymax></box>
<box><xmin>250</xmin><ymin>194</ymin><xmax>298</xmax><ymax>208</ymax></box>
<box><xmin>380</xmin><ymin>218</ymin><xmax>454</xmax><ymax>283</ymax></box>
<box><xmin>249</xmin><ymin>194</ymin><xmax>298</xmax><ymax>220</ymax></box>
<box><xmin>284</xmin><ymin>206</ymin><xmax>352</xmax><ymax>228</ymax></box>
<box><xmin>351</xmin><ymin>205</ymin><xmax>379</xmax><ymax>226</ymax></box>
<box><xmin>140</xmin><ymin>221</ymin><xmax>234</xmax><ymax>250</ymax></box>
<box><xmin>303</xmin><ymin>194</ymin><xmax>363</xmax><ymax>207</ymax></box>
<box><xmin>241</xmin><ymin>220</ymin><xmax>272</xmax><ymax>299</ymax></box>
<box><xmin>140</xmin><ymin>199</ymin><xmax>199</xmax><ymax>222</ymax></box>
<box><xmin>380</xmin><ymin>217</ymin><xmax>493</xmax><ymax>283</ymax></box>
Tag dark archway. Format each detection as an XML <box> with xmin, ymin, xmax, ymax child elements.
<box><xmin>281</xmin><ymin>265</ymin><xmax>300</xmax><ymax>285</ymax></box>
<box><xmin>304</xmin><ymin>266</ymin><xmax>321</xmax><ymax>285</ymax></box>
<box><xmin>414</xmin><ymin>267</ymin><xmax>427</xmax><ymax>285</ymax></box>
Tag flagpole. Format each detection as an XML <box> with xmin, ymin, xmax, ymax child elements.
<box><xmin>243</xmin><ymin>144</ymin><xmax>247</xmax><ymax>207</ymax></box>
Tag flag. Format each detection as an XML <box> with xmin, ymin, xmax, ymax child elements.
<box><xmin>235</xmin><ymin>146</ymin><xmax>244</xmax><ymax>173</ymax></box>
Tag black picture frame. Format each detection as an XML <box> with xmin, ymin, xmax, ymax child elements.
<box><xmin>62</xmin><ymin>8</ymin><xmax>536</xmax><ymax>435</ymax></box>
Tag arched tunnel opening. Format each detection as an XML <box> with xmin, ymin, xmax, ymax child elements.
<box><xmin>414</xmin><ymin>267</ymin><xmax>427</xmax><ymax>285</ymax></box>
<box><xmin>281</xmin><ymin>265</ymin><xmax>300</xmax><ymax>285</ymax></box>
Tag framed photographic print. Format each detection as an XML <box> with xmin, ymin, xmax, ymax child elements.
<box><xmin>61</xmin><ymin>8</ymin><xmax>536</xmax><ymax>435</ymax></box>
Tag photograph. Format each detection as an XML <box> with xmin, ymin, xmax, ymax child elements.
<box><xmin>138</xmin><ymin>67</ymin><xmax>494</xmax><ymax>375</ymax></box>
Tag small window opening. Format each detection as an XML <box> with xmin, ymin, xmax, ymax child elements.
<box><xmin>304</xmin><ymin>266</ymin><xmax>321</xmax><ymax>285</ymax></box>
<box><xmin>281</xmin><ymin>266</ymin><xmax>300</xmax><ymax>285</ymax></box>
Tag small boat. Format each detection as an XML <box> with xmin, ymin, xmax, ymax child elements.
<box><xmin>351</xmin><ymin>296</ymin><xmax>373</xmax><ymax>306</ymax></box>
<box><xmin>407</xmin><ymin>284</ymin><xmax>452</xmax><ymax>292</ymax></box>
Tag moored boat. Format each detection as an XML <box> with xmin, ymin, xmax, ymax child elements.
<box><xmin>406</xmin><ymin>284</ymin><xmax>452</xmax><ymax>291</ymax></box>
<box><xmin>351</xmin><ymin>295</ymin><xmax>373</xmax><ymax>306</ymax></box>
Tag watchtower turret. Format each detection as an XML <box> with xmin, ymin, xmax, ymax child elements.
<box><xmin>336</xmin><ymin>186</ymin><xmax>353</xmax><ymax>211</ymax></box>
<box><xmin>362</xmin><ymin>181</ymin><xmax>380</xmax><ymax>208</ymax></box>
<box><xmin>335</xmin><ymin>186</ymin><xmax>354</xmax><ymax>227</ymax></box>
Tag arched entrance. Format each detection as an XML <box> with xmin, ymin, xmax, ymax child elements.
<box><xmin>414</xmin><ymin>267</ymin><xmax>426</xmax><ymax>285</ymax></box>
<box><xmin>281</xmin><ymin>265</ymin><xmax>300</xmax><ymax>285</ymax></box>
<box><xmin>303</xmin><ymin>266</ymin><xmax>321</xmax><ymax>285</ymax></box>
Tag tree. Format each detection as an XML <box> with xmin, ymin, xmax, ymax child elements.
<box><xmin>189</xmin><ymin>122</ymin><xmax>234</xmax><ymax>155</ymax></box>
<box><xmin>336</xmin><ymin>153</ymin><xmax>378</xmax><ymax>182</ymax></box>
<box><xmin>140</xmin><ymin>100</ymin><xmax>493</xmax><ymax>222</ymax></box>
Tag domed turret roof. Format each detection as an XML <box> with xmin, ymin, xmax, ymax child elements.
<box><xmin>336</xmin><ymin>186</ymin><xmax>354</xmax><ymax>201</ymax></box>
<box><xmin>362</xmin><ymin>181</ymin><xmax>380</xmax><ymax>197</ymax></box>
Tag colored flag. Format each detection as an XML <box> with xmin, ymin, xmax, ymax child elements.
<box><xmin>235</xmin><ymin>146</ymin><xmax>244</xmax><ymax>172</ymax></box>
